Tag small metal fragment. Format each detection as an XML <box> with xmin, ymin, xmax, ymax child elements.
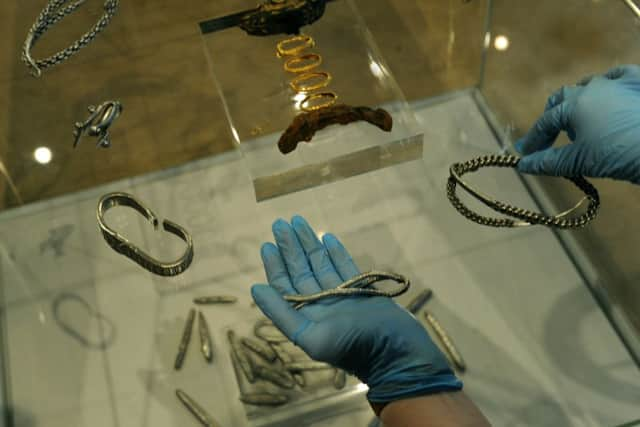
<box><xmin>254</xmin><ymin>320</ymin><xmax>289</xmax><ymax>343</ymax></box>
<box><xmin>424</xmin><ymin>311</ymin><xmax>467</xmax><ymax>372</ymax></box>
<box><xmin>242</xmin><ymin>337</ymin><xmax>278</xmax><ymax>362</ymax></box>
<box><xmin>239</xmin><ymin>393</ymin><xmax>289</xmax><ymax>407</ymax></box>
<box><xmin>254</xmin><ymin>365</ymin><xmax>295</xmax><ymax>389</ymax></box>
<box><xmin>176</xmin><ymin>389</ymin><xmax>221</xmax><ymax>427</ymax></box>
<box><xmin>272</xmin><ymin>344</ymin><xmax>306</xmax><ymax>387</ymax></box>
<box><xmin>228</xmin><ymin>330</ymin><xmax>255</xmax><ymax>382</ymax></box>
<box><xmin>405</xmin><ymin>289</ymin><xmax>434</xmax><ymax>314</ymax></box>
<box><xmin>333</xmin><ymin>369</ymin><xmax>347</xmax><ymax>390</ymax></box>
<box><xmin>175</xmin><ymin>308</ymin><xmax>196</xmax><ymax>370</ymax></box>
<box><xmin>193</xmin><ymin>296</ymin><xmax>238</xmax><ymax>305</ymax></box>
<box><xmin>285</xmin><ymin>361</ymin><xmax>333</xmax><ymax>372</ymax></box>
<box><xmin>197</xmin><ymin>311</ymin><xmax>213</xmax><ymax>363</ymax></box>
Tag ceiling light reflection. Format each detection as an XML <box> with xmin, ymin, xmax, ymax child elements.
<box><xmin>494</xmin><ymin>35</ymin><xmax>510</xmax><ymax>51</ymax></box>
<box><xmin>34</xmin><ymin>146</ymin><xmax>52</xmax><ymax>164</ymax></box>
<box><xmin>369</xmin><ymin>60</ymin><xmax>385</xmax><ymax>79</ymax></box>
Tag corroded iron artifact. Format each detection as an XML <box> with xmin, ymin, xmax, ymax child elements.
<box><xmin>200</xmin><ymin>0</ymin><xmax>334</xmax><ymax>36</ymax></box>
<box><xmin>73</xmin><ymin>100</ymin><xmax>122</xmax><ymax>148</ymax></box>
<box><xmin>424</xmin><ymin>311</ymin><xmax>466</xmax><ymax>373</ymax></box>
<box><xmin>23</xmin><ymin>0</ymin><xmax>119</xmax><ymax>77</ymax></box>
<box><xmin>278</xmin><ymin>105</ymin><xmax>393</xmax><ymax>154</ymax></box>
<box><xmin>228</xmin><ymin>330</ymin><xmax>256</xmax><ymax>382</ymax></box>
<box><xmin>198</xmin><ymin>311</ymin><xmax>214</xmax><ymax>363</ymax></box>
<box><xmin>447</xmin><ymin>154</ymin><xmax>600</xmax><ymax>228</ymax></box>
<box><xmin>175</xmin><ymin>309</ymin><xmax>196</xmax><ymax>370</ymax></box>
<box><xmin>97</xmin><ymin>192</ymin><xmax>194</xmax><ymax>276</ymax></box>
<box><xmin>254</xmin><ymin>365</ymin><xmax>296</xmax><ymax>389</ymax></box>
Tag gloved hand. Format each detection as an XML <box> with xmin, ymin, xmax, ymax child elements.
<box><xmin>251</xmin><ymin>216</ymin><xmax>462</xmax><ymax>403</ymax></box>
<box><xmin>515</xmin><ymin>64</ymin><xmax>640</xmax><ymax>184</ymax></box>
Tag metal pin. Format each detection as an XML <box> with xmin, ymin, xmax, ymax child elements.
<box><xmin>254</xmin><ymin>365</ymin><xmax>295</xmax><ymax>389</ymax></box>
<box><xmin>175</xmin><ymin>308</ymin><xmax>196</xmax><ymax>370</ymax></box>
<box><xmin>193</xmin><ymin>296</ymin><xmax>238</xmax><ymax>305</ymax></box>
<box><xmin>272</xmin><ymin>344</ymin><xmax>306</xmax><ymax>387</ymax></box>
<box><xmin>197</xmin><ymin>311</ymin><xmax>213</xmax><ymax>363</ymax></box>
<box><xmin>254</xmin><ymin>320</ymin><xmax>289</xmax><ymax>343</ymax></box>
<box><xmin>405</xmin><ymin>289</ymin><xmax>433</xmax><ymax>314</ymax></box>
<box><xmin>241</xmin><ymin>337</ymin><xmax>277</xmax><ymax>362</ymax></box>
<box><xmin>175</xmin><ymin>389</ymin><xmax>221</xmax><ymax>427</ymax></box>
<box><xmin>228</xmin><ymin>330</ymin><xmax>255</xmax><ymax>382</ymax></box>
<box><xmin>285</xmin><ymin>361</ymin><xmax>333</xmax><ymax>372</ymax></box>
<box><xmin>424</xmin><ymin>311</ymin><xmax>466</xmax><ymax>372</ymax></box>
<box><xmin>239</xmin><ymin>393</ymin><xmax>289</xmax><ymax>406</ymax></box>
<box><xmin>333</xmin><ymin>369</ymin><xmax>347</xmax><ymax>390</ymax></box>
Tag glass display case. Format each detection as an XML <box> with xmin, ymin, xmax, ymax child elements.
<box><xmin>0</xmin><ymin>1</ymin><xmax>639</xmax><ymax>427</ymax></box>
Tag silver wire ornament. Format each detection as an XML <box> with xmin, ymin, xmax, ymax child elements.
<box><xmin>447</xmin><ymin>154</ymin><xmax>600</xmax><ymax>228</ymax></box>
<box><xmin>22</xmin><ymin>0</ymin><xmax>119</xmax><ymax>77</ymax></box>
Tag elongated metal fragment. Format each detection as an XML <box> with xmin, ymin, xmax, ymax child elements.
<box><xmin>333</xmin><ymin>369</ymin><xmax>347</xmax><ymax>390</ymax></box>
<box><xmin>405</xmin><ymin>289</ymin><xmax>433</xmax><ymax>314</ymax></box>
<box><xmin>254</xmin><ymin>320</ymin><xmax>289</xmax><ymax>343</ymax></box>
<box><xmin>228</xmin><ymin>330</ymin><xmax>255</xmax><ymax>382</ymax></box>
<box><xmin>240</xmin><ymin>393</ymin><xmax>289</xmax><ymax>406</ymax></box>
<box><xmin>193</xmin><ymin>296</ymin><xmax>238</xmax><ymax>305</ymax></box>
<box><xmin>176</xmin><ymin>389</ymin><xmax>221</xmax><ymax>427</ymax></box>
<box><xmin>254</xmin><ymin>365</ymin><xmax>295</xmax><ymax>389</ymax></box>
<box><xmin>424</xmin><ymin>311</ymin><xmax>466</xmax><ymax>372</ymax></box>
<box><xmin>197</xmin><ymin>311</ymin><xmax>213</xmax><ymax>363</ymax></box>
<box><xmin>242</xmin><ymin>337</ymin><xmax>277</xmax><ymax>362</ymax></box>
<box><xmin>175</xmin><ymin>308</ymin><xmax>196</xmax><ymax>370</ymax></box>
<box><xmin>285</xmin><ymin>361</ymin><xmax>332</xmax><ymax>372</ymax></box>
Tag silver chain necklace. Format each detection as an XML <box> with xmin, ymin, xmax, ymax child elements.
<box><xmin>22</xmin><ymin>0</ymin><xmax>119</xmax><ymax>77</ymax></box>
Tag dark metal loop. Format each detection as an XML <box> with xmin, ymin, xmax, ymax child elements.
<box><xmin>447</xmin><ymin>154</ymin><xmax>600</xmax><ymax>229</ymax></box>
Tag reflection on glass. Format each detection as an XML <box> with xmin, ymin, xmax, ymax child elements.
<box><xmin>494</xmin><ymin>35</ymin><xmax>510</xmax><ymax>51</ymax></box>
<box><xmin>33</xmin><ymin>146</ymin><xmax>52</xmax><ymax>164</ymax></box>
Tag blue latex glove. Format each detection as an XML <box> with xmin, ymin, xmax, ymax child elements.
<box><xmin>515</xmin><ymin>65</ymin><xmax>640</xmax><ymax>184</ymax></box>
<box><xmin>251</xmin><ymin>216</ymin><xmax>462</xmax><ymax>403</ymax></box>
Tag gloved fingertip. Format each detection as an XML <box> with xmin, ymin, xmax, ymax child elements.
<box><xmin>322</xmin><ymin>233</ymin><xmax>338</xmax><ymax>246</ymax></box>
<box><xmin>514</xmin><ymin>139</ymin><xmax>526</xmax><ymax>154</ymax></box>
<box><xmin>260</xmin><ymin>242</ymin><xmax>278</xmax><ymax>257</ymax></box>
<box><xmin>290</xmin><ymin>214</ymin><xmax>307</xmax><ymax>226</ymax></box>
<box><xmin>272</xmin><ymin>218</ymin><xmax>289</xmax><ymax>234</ymax></box>
<box><xmin>250</xmin><ymin>284</ymin><xmax>269</xmax><ymax>303</ymax></box>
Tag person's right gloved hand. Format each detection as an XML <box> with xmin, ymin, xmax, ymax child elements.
<box><xmin>251</xmin><ymin>216</ymin><xmax>462</xmax><ymax>404</ymax></box>
<box><xmin>515</xmin><ymin>65</ymin><xmax>640</xmax><ymax>184</ymax></box>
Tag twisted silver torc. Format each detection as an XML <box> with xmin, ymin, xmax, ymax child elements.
<box><xmin>447</xmin><ymin>154</ymin><xmax>600</xmax><ymax>229</ymax></box>
<box><xmin>284</xmin><ymin>271</ymin><xmax>410</xmax><ymax>310</ymax></box>
<box><xmin>22</xmin><ymin>0</ymin><xmax>119</xmax><ymax>77</ymax></box>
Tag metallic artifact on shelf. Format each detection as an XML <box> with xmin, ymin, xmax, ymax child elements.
<box><xmin>405</xmin><ymin>289</ymin><xmax>434</xmax><ymax>315</ymax></box>
<box><xmin>73</xmin><ymin>100</ymin><xmax>122</xmax><ymax>149</ymax></box>
<box><xmin>278</xmin><ymin>104</ymin><xmax>393</xmax><ymax>154</ymax></box>
<box><xmin>254</xmin><ymin>365</ymin><xmax>296</xmax><ymax>389</ymax></box>
<box><xmin>175</xmin><ymin>389</ymin><xmax>222</xmax><ymax>427</ymax></box>
<box><xmin>22</xmin><ymin>0</ymin><xmax>119</xmax><ymax>77</ymax></box>
<box><xmin>254</xmin><ymin>320</ymin><xmax>289</xmax><ymax>343</ymax></box>
<box><xmin>447</xmin><ymin>154</ymin><xmax>600</xmax><ymax>228</ymax></box>
<box><xmin>175</xmin><ymin>309</ymin><xmax>196</xmax><ymax>370</ymax></box>
<box><xmin>285</xmin><ymin>361</ymin><xmax>333</xmax><ymax>372</ymax></box>
<box><xmin>193</xmin><ymin>296</ymin><xmax>238</xmax><ymax>305</ymax></box>
<box><xmin>198</xmin><ymin>311</ymin><xmax>214</xmax><ymax>363</ymax></box>
<box><xmin>332</xmin><ymin>369</ymin><xmax>347</xmax><ymax>390</ymax></box>
<box><xmin>242</xmin><ymin>337</ymin><xmax>278</xmax><ymax>362</ymax></box>
<box><xmin>199</xmin><ymin>0</ymin><xmax>335</xmax><ymax>36</ymax></box>
<box><xmin>51</xmin><ymin>292</ymin><xmax>115</xmax><ymax>350</ymax></box>
<box><xmin>228</xmin><ymin>330</ymin><xmax>256</xmax><ymax>382</ymax></box>
<box><xmin>284</xmin><ymin>271</ymin><xmax>410</xmax><ymax>309</ymax></box>
<box><xmin>239</xmin><ymin>392</ymin><xmax>290</xmax><ymax>407</ymax></box>
<box><xmin>424</xmin><ymin>311</ymin><xmax>467</xmax><ymax>373</ymax></box>
<box><xmin>272</xmin><ymin>344</ymin><xmax>306</xmax><ymax>386</ymax></box>
<box><xmin>97</xmin><ymin>192</ymin><xmax>194</xmax><ymax>276</ymax></box>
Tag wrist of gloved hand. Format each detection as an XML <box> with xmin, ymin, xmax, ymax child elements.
<box><xmin>365</xmin><ymin>359</ymin><xmax>462</xmax><ymax>403</ymax></box>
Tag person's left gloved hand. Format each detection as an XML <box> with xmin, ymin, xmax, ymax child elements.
<box><xmin>251</xmin><ymin>215</ymin><xmax>462</xmax><ymax>404</ymax></box>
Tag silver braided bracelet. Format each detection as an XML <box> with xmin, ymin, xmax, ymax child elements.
<box><xmin>447</xmin><ymin>154</ymin><xmax>600</xmax><ymax>228</ymax></box>
<box><xmin>22</xmin><ymin>0</ymin><xmax>119</xmax><ymax>77</ymax></box>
